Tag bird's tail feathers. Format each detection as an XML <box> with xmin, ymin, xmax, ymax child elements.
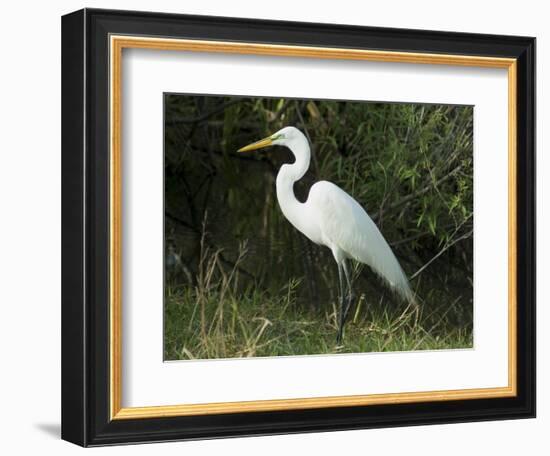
<box><xmin>365</xmin><ymin>251</ymin><xmax>416</xmax><ymax>307</ymax></box>
<box><xmin>390</xmin><ymin>266</ymin><xmax>416</xmax><ymax>307</ymax></box>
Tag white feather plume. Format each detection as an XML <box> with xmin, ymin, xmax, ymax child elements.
<box><xmin>309</xmin><ymin>180</ymin><xmax>415</xmax><ymax>303</ymax></box>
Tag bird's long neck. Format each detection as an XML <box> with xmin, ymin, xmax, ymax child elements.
<box><xmin>276</xmin><ymin>134</ymin><xmax>311</xmax><ymax>231</ymax></box>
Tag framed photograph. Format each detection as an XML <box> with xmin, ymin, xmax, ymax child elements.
<box><xmin>61</xmin><ymin>8</ymin><xmax>535</xmax><ymax>446</ymax></box>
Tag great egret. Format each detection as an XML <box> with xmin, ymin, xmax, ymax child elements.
<box><xmin>238</xmin><ymin>126</ymin><xmax>415</xmax><ymax>344</ymax></box>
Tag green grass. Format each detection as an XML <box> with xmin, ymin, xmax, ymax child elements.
<box><xmin>164</xmin><ymin>279</ymin><xmax>472</xmax><ymax>361</ymax></box>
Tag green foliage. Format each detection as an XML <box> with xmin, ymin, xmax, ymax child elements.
<box><xmin>164</xmin><ymin>94</ymin><xmax>474</xmax><ymax>358</ymax></box>
<box><xmin>165</xmin><ymin>285</ymin><xmax>472</xmax><ymax>360</ymax></box>
<box><xmin>164</xmin><ymin>244</ymin><xmax>471</xmax><ymax>360</ymax></box>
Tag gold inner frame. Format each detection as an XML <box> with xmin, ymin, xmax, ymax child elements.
<box><xmin>109</xmin><ymin>35</ymin><xmax>518</xmax><ymax>420</ymax></box>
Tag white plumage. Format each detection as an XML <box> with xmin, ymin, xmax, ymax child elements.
<box><xmin>308</xmin><ymin>180</ymin><xmax>414</xmax><ymax>303</ymax></box>
<box><xmin>238</xmin><ymin>126</ymin><xmax>414</xmax><ymax>343</ymax></box>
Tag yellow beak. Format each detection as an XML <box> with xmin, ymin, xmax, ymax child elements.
<box><xmin>238</xmin><ymin>137</ymin><xmax>273</xmax><ymax>152</ymax></box>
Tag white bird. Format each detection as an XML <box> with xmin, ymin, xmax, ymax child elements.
<box><xmin>238</xmin><ymin>126</ymin><xmax>415</xmax><ymax>344</ymax></box>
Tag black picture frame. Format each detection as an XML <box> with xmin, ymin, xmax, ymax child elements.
<box><xmin>62</xmin><ymin>8</ymin><xmax>535</xmax><ymax>447</ymax></box>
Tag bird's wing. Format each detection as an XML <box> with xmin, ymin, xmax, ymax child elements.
<box><xmin>309</xmin><ymin>181</ymin><xmax>414</xmax><ymax>302</ymax></box>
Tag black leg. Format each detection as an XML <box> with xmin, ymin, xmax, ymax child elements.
<box><xmin>336</xmin><ymin>263</ymin><xmax>345</xmax><ymax>345</ymax></box>
<box><xmin>342</xmin><ymin>260</ymin><xmax>355</xmax><ymax>322</ymax></box>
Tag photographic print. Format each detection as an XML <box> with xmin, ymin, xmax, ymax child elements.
<box><xmin>164</xmin><ymin>94</ymin><xmax>474</xmax><ymax>360</ymax></box>
<box><xmin>62</xmin><ymin>11</ymin><xmax>535</xmax><ymax>445</ymax></box>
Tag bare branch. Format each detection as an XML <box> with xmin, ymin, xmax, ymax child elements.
<box><xmin>372</xmin><ymin>165</ymin><xmax>462</xmax><ymax>222</ymax></box>
<box><xmin>410</xmin><ymin>228</ymin><xmax>473</xmax><ymax>280</ymax></box>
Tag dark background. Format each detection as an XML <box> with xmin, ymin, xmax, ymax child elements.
<box><xmin>164</xmin><ymin>94</ymin><xmax>474</xmax><ymax>359</ymax></box>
